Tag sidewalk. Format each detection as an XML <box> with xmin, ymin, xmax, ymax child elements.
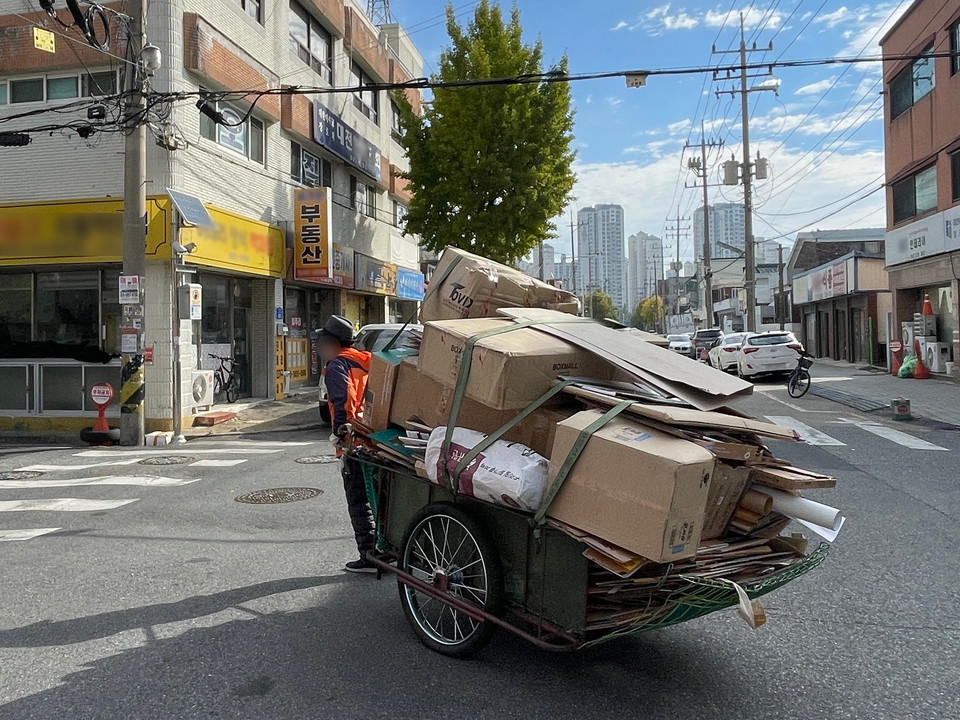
<box><xmin>184</xmin><ymin>391</ymin><xmax>325</xmax><ymax>438</ymax></box>
<box><xmin>805</xmin><ymin>359</ymin><xmax>960</xmax><ymax>428</ymax></box>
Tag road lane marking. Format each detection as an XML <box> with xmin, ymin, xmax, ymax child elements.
<box><xmin>764</xmin><ymin>416</ymin><xmax>846</xmax><ymax>446</ymax></box>
<box><xmin>0</xmin><ymin>498</ymin><xmax>138</xmax><ymax>512</ymax></box>
<box><xmin>18</xmin><ymin>459</ymin><xmax>143</xmax><ymax>472</ymax></box>
<box><xmin>0</xmin><ymin>476</ymin><xmax>197</xmax><ymax>489</ymax></box>
<box><xmin>186</xmin><ymin>440</ymin><xmax>317</xmax><ymax>447</ymax></box>
<box><xmin>757</xmin><ymin>391</ymin><xmax>835</xmax><ymax>413</ymax></box>
<box><xmin>0</xmin><ymin>528</ymin><xmax>61</xmax><ymax>542</ymax></box>
<box><xmin>74</xmin><ymin>449</ymin><xmax>283</xmax><ymax>457</ymax></box>
<box><xmin>189</xmin><ymin>459</ymin><xmax>248</xmax><ymax>467</ymax></box>
<box><xmin>836</xmin><ymin>418</ymin><xmax>949</xmax><ymax>451</ymax></box>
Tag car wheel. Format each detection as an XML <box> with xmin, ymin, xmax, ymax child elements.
<box><xmin>318</xmin><ymin>403</ymin><xmax>331</xmax><ymax>425</ymax></box>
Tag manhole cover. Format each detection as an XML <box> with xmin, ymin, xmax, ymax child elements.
<box><xmin>138</xmin><ymin>456</ymin><xmax>193</xmax><ymax>466</ymax></box>
<box><xmin>295</xmin><ymin>455</ymin><xmax>339</xmax><ymax>465</ymax></box>
<box><xmin>0</xmin><ymin>470</ymin><xmax>45</xmax><ymax>480</ymax></box>
<box><xmin>235</xmin><ymin>487</ymin><xmax>323</xmax><ymax>504</ymax></box>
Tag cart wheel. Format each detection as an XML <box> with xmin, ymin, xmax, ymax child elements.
<box><xmin>398</xmin><ymin>502</ymin><xmax>503</xmax><ymax>658</ymax></box>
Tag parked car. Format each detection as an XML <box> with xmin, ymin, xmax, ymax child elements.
<box><xmin>666</xmin><ymin>334</ymin><xmax>692</xmax><ymax>354</ymax></box>
<box><xmin>708</xmin><ymin>332</ymin><xmax>749</xmax><ymax>372</ymax></box>
<box><xmin>737</xmin><ymin>331</ymin><xmax>804</xmax><ymax>379</ymax></box>
<box><xmin>319</xmin><ymin>323</ymin><xmax>423</xmax><ymax>424</ymax></box>
<box><xmin>691</xmin><ymin>328</ymin><xmax>723</xmax><ymax>359</ymax></box>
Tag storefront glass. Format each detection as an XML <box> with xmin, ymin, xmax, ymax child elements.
<box><xmin>198</xmin><ymin>274</ymin><xmax>252</xmax><ymax>396</ymax></box>
<box><xmin>35</xmin><ymin>271</ymin><xmax>99</xmax><ymax>345</ymax></box>
<box><xmin>0</xmin><ymin>273</ymin><xmax>31</xmax><ymax>343</ymax></box>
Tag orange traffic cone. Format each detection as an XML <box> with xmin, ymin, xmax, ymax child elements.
<box><xmin>922</xmin><ymin>293</ymin><xmax>934</xmax><ymax>316</ymax></box>
<box><xmin>891</xmin><ymin>347</ymin><xmax>902</xmax><ymax>376</ymax></box>
<box><xmin>913</xmin><ymin>339</ymin><xmax>931</xmax><ymax>379</ymax></box>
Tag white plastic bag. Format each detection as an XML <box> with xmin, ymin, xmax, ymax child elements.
<box><xmin>425</xmin><ymin>426</ymin><xmax>549</xmax><ymax>513</ymax></box>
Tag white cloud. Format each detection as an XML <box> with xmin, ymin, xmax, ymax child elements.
<box><xmin>667</xmin><ymin>118</ymin><xmax>693</xmax><ymax>135</ymax></box>
<box><xmin>663</xmin><ymin>12</ymin><xmax>698</xmax><ymax>30</ymax></box>
<box><xmin>704</xmin><ymin>7</ymin><xmax>786</xmax><ymax>31</ymax></box>
<box><xmin>640</xmin><ymin>3</ymin><xmax>700</xmax><ymax>33</ymax></box>
<box><xmin>832</xmin><ymin>2</ymin><xmax>913</xmax><ymax>57</ymax></box>
<box><xmin>610</xmin><ymin>20</ymin><xmax>628</xmax><ymax>31</ymax></box>
<box><xmin>605</xmin><ymin>96</ymin><xmax>623</xmax><ymax>108</ymax></box>
<box><xmin>814</xmin><ymin>7</ymin><xmax>851</xmax><ymax>29</ymax></box>
<box><xmin>794</xmin><ymin>78</ymin><xmax>836</xmax><ymax>96</ymax></box>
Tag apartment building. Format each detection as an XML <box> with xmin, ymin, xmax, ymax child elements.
<box><xmin>881</xmin><ymin>0</ymin><xmax>960</xmax><ymax>371</ymax></box>
<box><xmin>0</xmin><ymin>0</ymin><xmax>424</xmax><ymax>434</ymax></box>
<box><xmin>577</xmin><ymin>204</ymin><xmax>625</xmax><ymax>314</ymax></box>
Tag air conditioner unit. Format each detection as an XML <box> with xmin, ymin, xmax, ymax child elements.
<box><xmin>901</xmin><ymin>323</ymin><xmax>916</xmax><ymax>352</ymax></box>
<box><xmin>917</xmin><ymin>336</ymin><xmax>937</xmax><ymax>358</ymax></box>
<box><xmin>191</xmin><ymin>370</ymin><xmax>215</xmax><ymax>407</ymax></box>
<box><xmin>925</xmin><ymin>343</ymin><xmax>950</xmax><ymax>373</ymax></box>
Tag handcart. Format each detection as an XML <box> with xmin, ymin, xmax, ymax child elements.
<box><xmin>356</xmin><ymin>454</ymin><xmax>829</xmax><ymax>659</ymax></box>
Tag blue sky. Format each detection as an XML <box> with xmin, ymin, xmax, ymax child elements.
<box><xmin>387</xmin><ymin>1</ymin><xmax>913</xmax><ymax>261</ymax></box>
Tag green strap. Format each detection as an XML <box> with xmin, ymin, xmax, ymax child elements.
<box><xmin>421</xmin><ymin>253</ymin><xmax>463</xmax><ymax>302</ymax></box>
<box><xmin>441</xmin><ymin>319</ymin><xmax>539</xmax><ymax>493</ymax></box>
<box><xmin>531</xmin><ymin>400</ymin><xmax>634</xmax><ymax>528</ymax></box>
<box><xmin>450</xmin><ymin>379</ymin><xmax>575</xmax><ymax>483</ymax></box>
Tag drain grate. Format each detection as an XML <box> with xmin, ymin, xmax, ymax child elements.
<box><xmin>138</xmin><ymin>456</ymin><xmax>193</xmax><ymax>466</ymax></box>
<box><xmin>0</xmin><ymin>470</ymin><xmax>45</xmax><ymax>480</ymax></box>
<box><xmin>809</xmin><ymin>386</ymin><xmax>889</xmax><ymax>412</ymax></box>
<box><xmin>295</xmin><ymin>455</ymin><xmax>339</xmax><ymax>465</ymax></box>
<box><xmin>235</xmin><ymin>487</ymin><xmax>323</xmax><ymax>504</ymax></box>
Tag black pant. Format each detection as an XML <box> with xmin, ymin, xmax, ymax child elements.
<box><xmin>342</xmin><ymin>457</ymin><xmax>376</xmax><ymax>557</ymax></box>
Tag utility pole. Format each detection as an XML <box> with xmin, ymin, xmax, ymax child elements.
<box><xmin>713</xmin><ymin>15</ymin><xmax>775</xmax><ymax>332</ymax></box>
<box><xmin>778</xmin><ymin>243</ymin><xmax>786</xmax><ymax>331</ymax></box>
<box><xmin>685</xmin><ymin>121</ymin><xmax>723</xmax><ymax>329</ymax></box>
<box><xmin>120</xmin><ymin>0</ymin><xmax>148</xmax><ymax>446</ymax></box>
<box><xmin>664</xmin><ymin>209</ymin><xmax>690</xmax><ymax>328</ymax></box>
<box><xmin>537</xmin><ymin>241</ymin><xmax>544</xmax><ymax>281</ymax></box>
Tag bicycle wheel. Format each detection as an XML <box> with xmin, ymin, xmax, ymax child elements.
<box><xmin>226</xmin><ymin>377</ymin><xmax>239</xmax><ymax>404</ymax></box>
<box><xmin>787</xmin><ymin>368</ymin><xmax>811</xmax><ymax>398</ymax></box>
<box><xmin>213</xmin><ymin>372</ymin><xmax>223</xmax><ymax>398</ymax></box>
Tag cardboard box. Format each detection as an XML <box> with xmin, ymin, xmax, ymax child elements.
<box><xmin>701</xmin><ymin>462</ymin><xmax>751</xmax><ymax>540</ymax></box>
<box><xmin>417</xmin><ymin>318</ymin><xmax>611</xmax><ymax>410</ymax></box>
<box><xmin>420</xmin><ymin>246</ymin><xmax>577</xmax><ymax>322</ymax></box>
<box><xmin>546</xmin><ymin>410</ymin><xmax>715</xmax><ymax>562</ymax></box>
<box><xmin>390</xmin><ymin>358</ymin><xmax>570</xmax><ymax>457</ymax></box>
<box><xmin>361</xmin><ymin>348</ymin><xmax>420</xmax><ymax>433</ymax></box>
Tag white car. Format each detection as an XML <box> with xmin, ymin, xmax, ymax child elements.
<box><xmin>667</xmin><ymin>334</ymin><xmax>692</xmax><ymax>355</ymax></box>
<box><xmin>737</xmin><ymin>331</ymin><xmax>804</xmax><ymax>379</ymax></box>
<box><xmin>708</xmin><ymin>332</ymin><xmax>748</xmax><ymax>372</ymax></box>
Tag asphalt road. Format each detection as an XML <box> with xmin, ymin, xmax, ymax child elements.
<box><xmin>1</xmin><ymin>384</ymin><xmax>958</xmax><ymax>720</ymax></box>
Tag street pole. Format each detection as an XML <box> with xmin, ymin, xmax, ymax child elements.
<box><xmin>120</xmin><ymin>0</ymin><xmax>147</xmax><ymax>446</ymax></box>
<box><xmin>778</xmin><ymin>243</ymin><xmax>785</xmax><ymax>331</ymax></box>
<box><xmin>738</xmin><ymin>21</ymin><xmax>757</xmax><ymax>333</ymax></box>
<box><xmin>700</xmin><ymin>124</ymin><xmax>714</xmax><ymax>329</ymax></box>
<box><xmin>537</xmin><ymin>241</ymin><xmax>544</xmax><ymax>281</ymax></box>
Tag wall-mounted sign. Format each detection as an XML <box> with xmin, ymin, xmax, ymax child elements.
<box><xmin>885</xmin><ymin>205</ymin><xmax>960</xmax><ymax>267</ymax></box>
<box><xmin>396</xmin><ymin>267</ymin><xmax>425</xmax><ymax>300</ymax></box>
<box><xmin>355</xmin><ymin>253</ymin><xmax>398</xmax><ymax>296</ymax></box>
<box><xmin>807</xmin><ymin>259</ymin><xmax>847</xmax><ymax>302</ymax></box>
<box><xmin>313</xmin><ymin>100</ymin><xmax>382</xmax><ymax>182</ymax></box>
<box><xmin>294</xmin><ymin>187</ymin><xmax>333</xmax><ymax>281</ymax></box>
<box><xmin>119</xmin><ymin>275</ymin><xmax>140</xmax><ymax>304</ymax></box>
<box><xmin>316</xmin><ymin>243</ymin><xmax>355</xmax><ymax>289</ymax></box>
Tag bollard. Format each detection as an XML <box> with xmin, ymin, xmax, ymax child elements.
<box><xmin>891</xmin><ymin>397</ymin><xmax>912</xmax><ymax>421</ymax></box>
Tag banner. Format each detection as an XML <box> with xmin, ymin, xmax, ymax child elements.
<box><xmin>355</xmin><ymin>253</ymin><xmax>398</xmax><ymax>295</ymax></box>
<box><xmin>293</xmin><ymin>187</ymin><xmax>333</xmax><ymax>281</ymax></box>
<box><xmin>313</xmin><ymin>101</ymin><xmax>382</xmax><ymax>182</ymax></box>
<box><xmin>396</xmin><ymin>267</ymin><xmax>425</xmax><ymax>300</ymax></box>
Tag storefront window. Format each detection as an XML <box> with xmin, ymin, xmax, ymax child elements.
<box><xmin>0</xmin><ymin>274</ymin><xmax>32</xmax><ymax>343</ymax></box>
<box><xmin>35</xmin><ymin>271</ymin><xmax>99</xmax><ymax>345</ymax></box>
<box><xmin>200</xmin><ymin>276</ymin><xmax>231</xmax><ymax>343</ymax></box>
<box><xmin>101</xmin><ymin>270</ymin><xmax>122</xmax><ymax>354</ymax></box>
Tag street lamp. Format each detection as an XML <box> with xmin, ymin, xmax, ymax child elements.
<box><xmin>171</xmin><ymin>239</ymin><xmax>198</xmax><ymax>445</ymax></box>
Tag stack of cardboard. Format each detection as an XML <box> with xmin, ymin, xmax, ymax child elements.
<box><xmin>355</xmin><ymin>247</ymin><xmax>841</xmax><ymax>589</ymax></box>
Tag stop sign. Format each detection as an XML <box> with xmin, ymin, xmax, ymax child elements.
<box><xmin>889</xmin><ymin>340</ymin><xmax>902</xmax><ymax>353</ymax></box>
<box><xmin>91</xmin><ymin>382</ymin><xmax>115</xmax><ymax>406</ymax></box>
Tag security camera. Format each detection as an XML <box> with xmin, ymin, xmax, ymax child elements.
<box><xmin>173</xmin><ymin>241</ymin><xmax>197</xmax><ymax>254</ymax></box>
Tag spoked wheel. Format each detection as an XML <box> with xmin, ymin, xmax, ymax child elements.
<box><xmin>398</xmin><ymin>502</ymin><xmax>503</xmax><ymax>658</ymax></box>
<box><xmin>225</xmin><ymin>378</ymin><xmax>239</xmax><ymax>404</ymax></box>
<box><xmin>213</xmin><ymin>373</ymin><xmax>224</xmax><ymax>398</ymax></box>
<box><xmin>787</xmin><ymin>368</ymin><xmax>811</xmax><ymax>398</ymax></box>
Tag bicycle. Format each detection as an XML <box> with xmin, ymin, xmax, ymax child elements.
<box><xmin>787</xmin><ymin>350</ymin><xmax>814</xmax><ymax>398</ymax></box>
<box><xmin>209</xmin><ymin>354</ymin><xmax>240</xmax><ymax>403</ymax></box>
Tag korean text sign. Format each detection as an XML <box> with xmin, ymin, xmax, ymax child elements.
<box><xmin>294</xmin><ymin>187</ymin><xmax>333</xmax><ymax>280</ymax></box>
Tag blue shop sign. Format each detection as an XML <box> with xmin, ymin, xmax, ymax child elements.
<box><xmin>313</xmin><ymin>100</ymin><xmax>382</xmax><ymax>182</ymax></box>
<box><xmin>396</xmin><ymin>267</ymin><xmax>425</xmax><ymax>300</ymax></box>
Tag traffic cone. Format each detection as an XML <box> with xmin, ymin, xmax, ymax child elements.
<box><xmin>913</xmin><ymin>339</ymin><xmax>931</xmax><ymax>379</ymax></box>
<box><xmin>891</xmin><ymin>347</ymin><xmax>902</xmax><ymax>376</ymax></box>
<box><xmin>922</xmin><ymin>293</ymin><xmax>934</xmax><ymax>316</ymax></box>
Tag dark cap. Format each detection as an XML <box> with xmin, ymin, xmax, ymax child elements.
<box><xmin>321</xmin><ymin>315</ymin><xmax>355</xmax><ymax>344</ymax></box>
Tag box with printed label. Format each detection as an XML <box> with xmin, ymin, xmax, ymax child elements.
<box><xmin>546</xmin><ymin>410</ymin><xmax>715</xmax><ymax>562</ymax></box>
<box><xmin>361</xmin><ymin>347</ymin><xmax>420</xmax><ymax>433</ymax></box>
<box><xmin>417</xmin><ymin>318</ymin><xmax>611</xmax><ymax>410</ymax></box>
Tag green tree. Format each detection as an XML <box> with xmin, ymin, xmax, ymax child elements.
<box><xmin>395</xmin><ymin>1</ymin><xmax>576</xmax><ymax>266</ymax></box>
<box><xmin>586</xmin><ymin>289</ymin><xmax>616</xmax><ymax>320</ymax></box>
<box><xmin>630</xmin><ymin>303</ymin><xmax>644</xmax><ymax>329</ymax></box>
<box><xmin>638</xmin><ymin>295</ymin><xmax>665</xmax><ymax>330</ymax></box>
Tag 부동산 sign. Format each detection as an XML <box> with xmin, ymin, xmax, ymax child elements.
<box><xmin>313</xmin><ymin>100</ymin><xmax>382</xmax><ymax>182</ymax></box>
<box><xmin>293</xmin><ymin>187</ymin><xmax>333</xmax><ymax>281</ymax></box>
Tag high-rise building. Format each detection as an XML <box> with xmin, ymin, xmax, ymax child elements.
<box><xmin>577</xmin><ymin>204</ymin><xmax>625</xmax><ymax>313</ymax></box>
<box><xmin>626</xmin><ymin>232</ymin><xmax>663</xmax><ymax>310</ymax></box>
<box><xmin>693</xmin><ymin>203</ymin><xmax>746</xmax><ymax>259</ymax></box>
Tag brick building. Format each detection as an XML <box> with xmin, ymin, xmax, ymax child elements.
<box><xmin>0</xmin><ymin>0</ymin><xmax>425</xmax><ymax>435</ymax></box>
<box><xmin>881</xmin><ymin>0</ymin><xmax>960</xmax><ymax>373</ymax></box>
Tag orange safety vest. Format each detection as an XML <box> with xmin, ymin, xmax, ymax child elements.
<box><xmin>326</xmin><ymin>347</ymin><xmax>371</xmax><ymax>428</ymax></box>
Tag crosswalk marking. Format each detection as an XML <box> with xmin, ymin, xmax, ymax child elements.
<box><xmin>0</xmin><ymin>498</ymin><xmax>138</xmax><ymax>512</ymax></box>
<box><xmin>186</xmin><ymin>440</ymin><xmax>317</xmax><ymax>447</ymax></box>
<box><xmin>764</xmin><ymin>416</ymin><xmax>846</xmax><ymax>446</ymax></box>
<box><xmin>836</xmin><ymin>418</ymin><xmax>949</xmax><ymax>451</ymax></box>
<box><xmin>189</xmin><ymin>459</ymin><xmax>248</xmax><ymax>467</ymax></box>
<box><xmin>74</xmin><ymin>448</ymin><xmax>284</xmax><ymax>457</ymax></box>
<box><xmin>0</xmin><ymin>476</ymin><xmax>197</xmax><ymax>489</ymax></box>
<box><xmin>18</xmin><ymin>459</ymin><xmax>143</xmax><ymax>472</ymax></box>
<box><xmin>0</xmin><ymin>528</ymin><xmax>61</xmax><ymax>542</ymax></box>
